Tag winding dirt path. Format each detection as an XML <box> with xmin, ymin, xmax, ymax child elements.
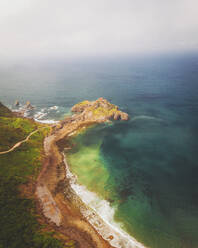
<box><xmin>36</xmin><ymin>121</ymin><xmax>114</xmax><ymax>248</ymax></box>
<box><xmin>0</xmin><ymin>129</ymin><xmax>39</xmax><ymax>155</ymax></box>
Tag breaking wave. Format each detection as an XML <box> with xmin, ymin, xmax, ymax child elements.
<box><xmin>63</xmin><ymin>154</ymin><xmax>147</xmax><ymax>248</ymax></box>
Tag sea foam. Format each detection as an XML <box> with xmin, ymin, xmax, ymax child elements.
<box><xmin>34</xmin><ymin>118</ymin><xmax>58</xmax><ymax>124</ymax></box>
<box><xmin>49</xmin><ymin>105</ymin><xmax>58</xmax><ymax>110</ymax></box>
<box><xmin>63</xmin><ymin>154</ymin><xmax>147</xmax><ymax>248</ymax></box>
<box><xmin>131</xmin><ymin>115</ymin><xmax>163</xmax><ymax>122</ymax></box>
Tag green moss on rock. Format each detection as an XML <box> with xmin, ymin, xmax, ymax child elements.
<box><xmin>71</xmin><ymin>98</ymin><xmax>129</xmax><ymax>121</ymax></box>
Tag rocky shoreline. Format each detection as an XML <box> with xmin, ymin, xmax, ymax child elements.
<box><xmin>35</xmin><ymin>98</ymin><xmax>130</xmax><ymax>248</ymax></box>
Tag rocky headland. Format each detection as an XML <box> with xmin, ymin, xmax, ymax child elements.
<box><xmin>0</xmin><ymin>98</ymin><xmax>130</xmax><ymax>248</ymax></box>
<box><xmin>71</xmin><ymin>97</ymin><xmax>129</xmax><ymax>121</ymax></box>
<box><xmin>36</xmin><ymin>98</ymin><xmax>129</xmax><ymax>248</ymax></box>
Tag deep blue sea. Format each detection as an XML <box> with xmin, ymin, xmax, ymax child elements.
<box><xmin>1</xmin><ymin>53</ymin><xmax>198</xmax><ymax>248</ymax></box>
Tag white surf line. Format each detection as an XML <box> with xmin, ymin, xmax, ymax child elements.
<box><xmin>34</xmin><ymin>118</ymin><xmax>59</xmax><ymax>124</ymax></box>
<box><xmin>63</xmin><ymin>153</ymin><xmax>148</xmax><ymax>248</ymax></box>
<box><xmin>131</xmin><ymin>115</ymin><xmax>163</xmax><ymax>122</ymax></box>
<box><xmin>0</xmin><ymin>128</ymin><xmax>41</xmax><ymax>155</ymax></box>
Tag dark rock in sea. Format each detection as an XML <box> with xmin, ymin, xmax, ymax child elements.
<box><xmin>14</xmin><ymin>100</ymin><xmax>20</xmax><ymax>107</ymax></box>
<box><xmin>25</xmin><ymin>101</ymin><xmax>34</xmax><ymax>110</ymax></box>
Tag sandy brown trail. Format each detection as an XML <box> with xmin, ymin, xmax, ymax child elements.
<box><xmin>0</xmin><ymin>129</ymin><xmax>39</xmax><ymax>155</ymax></box>
<box><xmin>36</xmin><ymin>121</ymin><xmax>114</xmax><ymax>248</ymax></box>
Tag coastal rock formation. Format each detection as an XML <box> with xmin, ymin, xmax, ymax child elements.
<box><xmin>14</xmin><ymin>100</ymin><xmax>20</xmax><ymax>107</ymax></box>
<box><xmin>25</xmin><ymin>101</ymin><xmax>34</xmax><ymax>109</ymax></box>
<box><xmin>12</xmin><ymin>100</ymin><xmax>34</xmax><ymax>117</ymax></box>
<box><xmin>0</xmin><ymin>100</ymin><xmax>129</xmax><ymax>248</ymax></box>
<box><xmin>71</xmin><ymin>97</ymin><xmax>129</xmax><ymax>122</ymax></box>
<box><xmin>33</xmin><ymin>99</ymin><xmax>129</xmax><ymax>248</ymax></box>
<box><xmin>35</xmin><ymin>99</ymin><xmax>129</xmax><ymax>247</ymax></box>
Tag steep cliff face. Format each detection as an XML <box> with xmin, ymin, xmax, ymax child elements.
<box><xmin>71</xmin><ymin>98</ymin><xmax>129</xmax><ymax>122</ymax></box>
<box><xmin>0</xmin><ymin>102</ymin><xmax>13</xmax><ymax>117</ymax></box>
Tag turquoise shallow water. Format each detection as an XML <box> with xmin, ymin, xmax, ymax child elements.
<box><xmin>66</xmin><ymin>114</ymin><xmax>198</xmax><ymax>248</ymax></box>
<box><xmin>1</xmin><ymin>53</ymin><xmax>198</xmax><ymax>247</ymax></box>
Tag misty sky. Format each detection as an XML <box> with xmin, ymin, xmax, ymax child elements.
<box><xmin>0</xmin><ymin>0</ymin><xmax>198</xmax><ymax>60</ymax></box>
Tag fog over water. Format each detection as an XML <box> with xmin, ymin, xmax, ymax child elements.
<box><xmin>0</xmin><ymin>0</ymin><xmax>198</xmax><ymax>61</ymax></box>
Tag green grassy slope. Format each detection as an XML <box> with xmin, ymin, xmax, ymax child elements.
<box><xmin>0</xmin><ymin>103</ymin><xmax>68</xmax><ymax>248</ymax></box>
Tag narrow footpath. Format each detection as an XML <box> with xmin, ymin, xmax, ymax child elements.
<box><xmin>0</xmin><ymin>129</ymin><xmax>39</xmax><ymax>155</ymax></box>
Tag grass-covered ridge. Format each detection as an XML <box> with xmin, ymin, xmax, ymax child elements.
<box><xmin>71</xmin><ymin>98</ymin><xmax>129</xmax><ymax>121</ymax></box>
<box><xmin>0</xmin><ymin>102</ymin><xmax>70</xmax><ymax>248</ymax></box>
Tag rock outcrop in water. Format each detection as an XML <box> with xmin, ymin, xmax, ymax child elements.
<box><xmin>25</xmin><ymin>101</ymin><xmax>34</xmax><ymax>110</ymax></box>
<box><xmin>71</xmin><ymin>97</ymin><xmax>129</xmax><ymax>122</ymax></box>
<box><xmin>13</xmin><ymin>100</ymin><xmax>34</xmax><ymax>117</ymax></box>
<box><xmin>14</xmin><ymin>100</ymin><xmax>20</xmax><ymax>107</ymax></box>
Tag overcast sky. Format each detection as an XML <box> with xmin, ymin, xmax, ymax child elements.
<box><xmin>0</xmin><ymin>0</ymin><xmax>198</xmax><ymax>60</ymax></box>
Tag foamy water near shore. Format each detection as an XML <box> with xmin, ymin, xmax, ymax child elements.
<box><xmin>63</xmin><ymin>153</ymin><xmax>147</xmax><ymax>248</ymax></box>
<box><xmin>11</xmin><ymin>105</ymin><xmax>61</xmax><ymax>124</ymax></box>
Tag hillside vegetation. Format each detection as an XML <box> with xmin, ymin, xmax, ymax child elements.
<box><xmin>0</xmin><ymin>103</ymin><xmax>68</xmax><ymax>248</ymax></box>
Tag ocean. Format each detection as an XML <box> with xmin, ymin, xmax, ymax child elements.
<box><xmin>1</xmin><ymin>53</ymin><xmax>198</xmax><ymax>248</ymax></box>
